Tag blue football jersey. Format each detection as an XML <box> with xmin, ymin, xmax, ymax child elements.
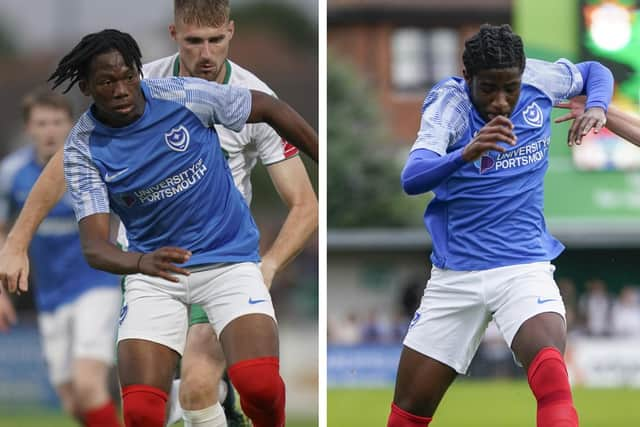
<box><xmin>64</xmin><ymin>78</ymin><xmax>260</xmax><ymax>266</ymax></box>
<box><xmin>0</xmin><ymin>147</ymin><xmax>118</xmax><ymax>312</ymax></box>
<box><xmin>411</xmin><ymin>59</ymin><xmax>584</xmax><ymax>270</ymax></box>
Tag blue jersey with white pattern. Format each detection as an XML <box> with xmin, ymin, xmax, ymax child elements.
<box><xmin>0</xmin><ymin>147</ymin><xmax>118</xmax><ymax>312</ymax></box>
<box><xmin>64</xmin><ymin>78</ymin><xmax>260</xmax><ymax>266</ymax></box>
<box><xmin>411</xmin><ymin>59</ymin><xmax>585</xmax><ymax>270</ymax></box>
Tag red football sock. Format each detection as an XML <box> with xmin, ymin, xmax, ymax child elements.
<box><xmin>121</xmin><ymin>384</ymin><xmax>167</xmax><ymax>427</ymax></box>
<box><xmin>527</xmin><ymin>347</ymin><xmax>579</xmax><ymax>427</ymax></box>
<box><xmin>228</xmin><ymin>357</ymin><xmax>285</xmax><ymax>427</ymax></box>
<box><xmin>83</xmin><ymin>400</ymin><xmax>122</xmax><ymax>427</ymax></box>
<box><xmin>387</xmin><ymin>403</ymin><xmax>432</xmax><ymax>426</ymax></box>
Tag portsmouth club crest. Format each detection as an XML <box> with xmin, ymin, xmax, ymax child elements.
<box><xmin>522</xmin><ymin>102</ymin><xmax>543</xmax><ymax>128</ymax></box>
<box><xmin>165</xmin><ymin>125</ymin><xmax>190</xmax><ymax>152</ymax></box>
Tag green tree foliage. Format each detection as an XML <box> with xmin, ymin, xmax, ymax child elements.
<box><xmin>328</xmin><ymin>53</ymin><xmax>430</xmax><ymax>227</ymax></box>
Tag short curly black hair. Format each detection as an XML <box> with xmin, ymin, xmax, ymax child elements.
<box><xmin>462</xmin><ymin>24</ymin><xmax>526</xmax><ymax>78</ymax></box>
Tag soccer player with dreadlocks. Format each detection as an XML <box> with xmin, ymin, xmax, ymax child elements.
<box><xmin>16</xmin><ymin>28</ymin><xmax>317</xmax><ymax>427</ymax></box>
<box><xmin>386</xmin><ymin>24</ymin><xmax>613</xmax><ymax>427</ymax></box>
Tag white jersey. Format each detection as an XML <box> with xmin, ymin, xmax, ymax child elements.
<box><xmin>116</xmin><ymin>54</ymin><xmax>298</xmax><ymax>246</ymax></box>
<box><xmin>142</xmin><ymin>54</ymin><xmax>298</xmax><ymax>203</ymax></box>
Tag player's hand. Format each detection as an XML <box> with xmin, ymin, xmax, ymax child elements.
<box><xmin>0</xmin><ymin>291</ymin><xmax>17</xmax><ymax>333</ymax></box>
<box><xmin>137</xmin><ymin>247</ymin><xmax>192</xmax><ymax>283</ymax></box>
<box><xmin>554</xmin><ymin>95</ymin><xmax>586</xmax><ymax>124</ymax></box>
<box><xmin>462</xmin><ymin>115</ymin><xmax>517</xmax><ymax>162</ymax></box>
<box><xmin>260</xmin><ymin>258</ymin><xmax>278</xmax><ymax>290</ymax></box>
<box><xmin>0</xmin><ymin>243</ymin><xmax>30</xmax><ymax>295</ymax></box>
<box><xmin>566</xmin><ymin>106</ymin><xmax>607</xmax><ymax>146</ymax></box>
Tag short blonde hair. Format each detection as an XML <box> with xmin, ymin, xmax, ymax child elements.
<box><xmin>174</xmin><ymin>0</ymin><xmax>230</xmax><ymax>27</ymax></box>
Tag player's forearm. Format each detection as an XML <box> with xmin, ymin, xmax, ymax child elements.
<box><xmin>605</xmin><ymin>105</ymin><xmax>640</xmax><ymax>147</ymax></box>
<box><xmin>576</xmin><ymin>61</ymin><xmax>614</xmax><ymax>112</ymax></box>
<box><xmin>6</xmin><ymin>149</ymin><xmax>65</xmax><ymax>250</ymax></box>
<box><xmin>401</xmin><ymin>148</ymin><xmax>466</xmax><ymax>195</ymax></box>
<box><xmin>249</xmin><ymin>92</ymin><xmax>318</xmax><ymax>162</ymax></box>
<box><xmin>262</xmin><ymin>197</ymin><xmax>318</xmax><ymax>274</ymax></box>
<box><xmin>81</xmin><ymin>237</ymin><xmax>142</xmax><ymax>275</ymax></box>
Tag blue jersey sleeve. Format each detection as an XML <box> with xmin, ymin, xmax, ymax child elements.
<box><xmin>0</xmin><ymin>147</ymin><xmax>31</xmax><ymax>223</ymax></box>
<box><xmin>411</xmin><ymin>79</ymin><xmax>471</xmax><ymax>156</ymax></box>
<box><xmin>401</xmin><ymin>148</ymin><xmax>466</xmax><ymax>195</ymax></box>
<box><xmin>522</xmin><ymin>58</ymin><xmax>584</xmax><ymax>104</ymax></box>
<box><xmin>63</xmin><ymin>114</ymin><xmax>110</xmax><ymax>221</ymax></box>
<box><xmin>145</xmin><ymin>78</ymin><xmax>251</xmax><ymax>132</ymax></box>
<box><xmin>575</xmin><ymin>61</ymin><xmax>614</xmax><ymax>112</ymax></box>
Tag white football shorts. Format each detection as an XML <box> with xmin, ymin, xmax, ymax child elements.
<box><xmin>403</xmin><ymin>261</ymin><xmax>566</xmax><ymax>374</ymax></box>
<box><xmin>38</xmin><ymin>286</ymin><xmax>121</xmax><ymax>385</ymax></box>
<box><xmin>118</xmin><ymin>262</ymin><xmax>276</xmax><ymax>355</ymax></box>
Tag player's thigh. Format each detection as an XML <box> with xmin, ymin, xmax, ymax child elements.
<box><xmin>403</xmin><ymin>267</ymin><xmax>491</xmax><ymax>374</ymax></box>
<box><xmin>489</xmin><ymin>262</ymin><xmax>566</xmax><ymax>368</ymax></box>
<box><xmin>511</xmin><ymin>312</ymin><xmax>566</xmax><ymax>370</ymax></box>
<box><xmin>72</xmin><ymin>287</ymin><xmax>121</xmax><ymax>367</ymax></box>
<box><xmin>118</xmin><ymin>339</ymin><xmax>180</xmax><ymax>393</ymax></box>
<box><xmin>182</xmin><ymin>322</ymin><xmax>226</xmax><ymax>379</ymax></box>
<box><xmin>393</xmin><ymin>346</ymin><xmax>457</xmax><ymax>417</ymax></box>
<box><xmin>118</xmin><ymin>274</ymin><xmax>188</xmax><ymax>392</ymax></box>
<box><xmin>38</xmin><ymin>306</ymin><xmax>74</xmax><ymax>386</ymax></box>
<box><xmin>191</xmin><ymin>262</ymin><xmax>278</xmax><ymax>364</ymax></box>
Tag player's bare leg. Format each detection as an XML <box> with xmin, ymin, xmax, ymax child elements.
<box><xmin>55</xmin><ymin>382</ymin><xmax>82</xmax><ymax>422</ymax></box>
<box><xmin>220</xmin><ymin>314</ymin><xmax>283</xmax><ymax>427</ymax></box>
<box><xmin>511</xmin><ymin>312</ymin><xmax>578</xmax><ymax>427</ymax></box>
<box><xmin>177</xmin><ymin>323</ymin><xmax>228</xmax><ymax>426</ymax></box>
<box><xmin>119</xmin><ymin>339</ymin><xmax>180</xmax><ymax>427</ymax></box>
<box><xmin>72</xmin><ymin>358</ymin><xmax>121</xmax><ymax>426</ymax></box>
<box><xmin>388</xmin><ymin>346</ymin><xmax>456</xmax><ymax>426</ymax></box>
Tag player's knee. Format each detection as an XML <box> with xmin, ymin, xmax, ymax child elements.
<box><xmin>73</xmin><ymin>375</ymin><xmax>108</xmax><ymax>408</ymax></box>
<box><xmin>179</xmin><ymin>370</ymin><xmax>219</xmax><ymax>409</ymax></box>
<box><xmin>228</xmin><ymin>357</ymin><xmax>285</xmax><ymax>411</ymax></box>
<box><xmin>527</xmin><ymin>347</ymin><xmax>572</xmax><ymax>404</ymax></box>
<box><xmin>122</xmin><ymin>384</ymin><xmax>168</xmax><ymax>427</ymax></box>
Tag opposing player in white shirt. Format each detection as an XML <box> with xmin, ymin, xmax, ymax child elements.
<box><xmin>0</xmin><ymin>1</ymin><xmax>318</xmax><ymax>426</ymax></box>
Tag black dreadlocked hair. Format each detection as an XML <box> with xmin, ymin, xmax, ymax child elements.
<box><xmin>462</xmin><ymin>24</ymin><xmax>525</xmax><ymax>78</ymax></box>
<box><xmin>48</xmin><ymin>29</ymin><xmax>143</xmax><ymax>93</ymax></box>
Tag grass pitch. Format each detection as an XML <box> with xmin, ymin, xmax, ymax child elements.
<box><xmin>328</xmin><ymin>380</ymin><xmax>640</xmax><ymax>426</ymax></box>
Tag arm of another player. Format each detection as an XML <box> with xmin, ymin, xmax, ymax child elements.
<box><xmin>0</xmin><ymin>148</ymin><xmax>65</xmax><ymax>294</ymax></box>
<box><xmin>261</xmin><ymin>157</ymin><xmax>318</xmax><ymax>288</ymax></box>
<box><xmin>247</xmin><ymin>91</ymin><xmax>318</xmax><ymax>163</ymax></box>
<box><xmin>556</xmin><ymin>96</ymin><xmax>640</xmax><ymax>147</ymax></box>
<box><xmin>78</xmin><ymin>214</ymin><xmax>191</xmax><ymax>282</ymax></box>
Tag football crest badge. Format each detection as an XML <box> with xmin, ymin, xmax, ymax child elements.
<box><xmin>165</xmin><ymin>125</ymin><xmax>190</xmax><ymax>152</ymax></box>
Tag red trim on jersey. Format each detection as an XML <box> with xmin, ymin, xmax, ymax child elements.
<box><xmin>281</xmin><ymin>139</ymin><xmax>299</xmax><ymax>158</ymax></box>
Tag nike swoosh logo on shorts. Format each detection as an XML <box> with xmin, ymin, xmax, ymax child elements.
<box><xmin>248</xmin><ymin>298</ymin><xmax>266</xmax><ymax>305</ymax></box>
<box><xmin>537</xmin><ymin>297</ymin><xmax>557</xmax><ymax>304</ymax></box>
<box><xmin>105</xmin><ymin>168</ymin><xmax>129</xmax><ymax>182</ymax></box>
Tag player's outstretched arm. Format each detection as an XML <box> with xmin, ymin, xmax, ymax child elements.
<box><xmin>0</xmin><ymin>148</ymin><xmax>65</xmax><ymax>294</ymax></box>
<box><xmin>556</xmin><ymin>96</ymin><xmax>640</xmax><ymax>147</ymax></box>
<box><xmin>78</xmin><ymin>213</ymin><xmax>192</xmax><ymax>282</ymax></box>
<box><xmin>247</xmin><ymin>91</ymin><xmax>318</xmax><ymax>162</ymax></box>
<box><xmin>261</xmin><ymin>158</ymin><xmax>318</xmax><ymax>288</ymax></box>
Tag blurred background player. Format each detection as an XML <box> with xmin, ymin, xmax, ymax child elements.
<box><xmin>0</xmin><ymin>89</ymin><xmax>121</xmax><ymax>427</ymax></box>
<box><xmin>0</xmin><ymin>1</ymin><xmax>318</xmax><ymax>426</ymax></box>
<box><xmin>388</xmin><ymin>24</ymin><xmax>612</xmax><ymax>427</ymax></box>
